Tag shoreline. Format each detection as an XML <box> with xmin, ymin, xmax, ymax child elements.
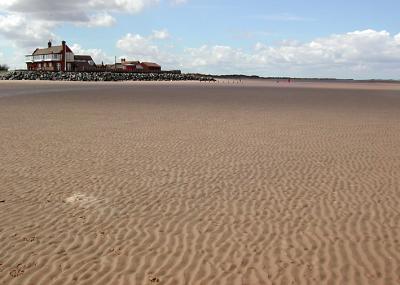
<box><xmin>1</xmin><ymin>78</ymin><xmax>400</xmax><ymax>91</ymax></box>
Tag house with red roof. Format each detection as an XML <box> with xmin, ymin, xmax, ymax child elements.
<box><xmin>25</xmin><ymin>41</ymin><xmax>95</xmax><ymax>72</ymax></box>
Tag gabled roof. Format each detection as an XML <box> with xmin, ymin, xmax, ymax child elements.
<box><xmin>33</xmin><ymin>45</ymin><xmax>64</xmax><ymax>55</ymax></box>
<box><xmin>74</xmin><ymin>55</ymin><xmax>93</xmax><ymax>61</ymax></box>
<box><xmin>141</xmin><ymin>62</ymin><xmax>161</xmax><ymax>68</ymax></box>
<box><xmin>122</xmin><ymin>61</ymin><xmax>140</xmax><ymax>65</ymax></box>
<box><xmin>32</xmin><ymin>44</ymin><xmax>73</xmax><ymax>55</ymax></box>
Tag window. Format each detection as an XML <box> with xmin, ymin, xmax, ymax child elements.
<box><xmin>57</xmin><ymin>63</ymin><xmax>61</xmax><ymax>71</ymax></box>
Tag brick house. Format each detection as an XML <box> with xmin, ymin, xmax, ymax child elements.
<box><xmin>121</xmin><ymin>59</ymin><xmax>143</xmax><ymax>72</ymax></box>
<box><xmin>109</xmin><ymin>59</ymin><xmax>162</xmax><ymax>72</ymax></box>
<box><xmin>25</xmin><ymin>41</ymin><xmax>95</xmax><ymax>71</ymax></box>
<box><xmin>140</xmin><ymin>62</ymin><xmax>161</xmax><ymax>72</ymax></box>
<box><xmin>74</xmin><ymin>55</ymin><xmax>96</xmax><ymax>71</ymax></box>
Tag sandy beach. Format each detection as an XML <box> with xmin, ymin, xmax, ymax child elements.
<box><xmin>0</xmin><ymin>80</ymin><xmax>400</xmax><ymax>285</ymax></box>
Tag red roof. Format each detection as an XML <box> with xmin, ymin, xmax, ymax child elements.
<box><xmin>141</xmin><ymin>62</ymin><xmax>161</xmax><ymax>68</ymax></box>
<box><xmin>122</xmin><ymin>61</ymin><xmax>140</xmax><ymax>65</ymax></box>
<box><xmin>32</xmin><ymin>44</ymin><xmax>72</xmax><ymax>55</ymax></box>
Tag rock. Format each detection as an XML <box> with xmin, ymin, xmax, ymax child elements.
<box><xmin>149</xmin><ymin>276</ymin><xmax>160</xmax><ymax>283</ymax></box>
<box><xmin>0</xmin><ymin>71</ymin><xmax>215</xmax><ymax>82</ymax></box>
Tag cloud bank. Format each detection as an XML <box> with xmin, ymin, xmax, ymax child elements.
<box><xmin>0</xmin><ymin>0</ymin><xmax>160</xmax><ymax>48</ymax></box>
<box><xmin>115</xmin><ymin>29</ymin><xmax>400</xmax><ymax>78</ymax></box>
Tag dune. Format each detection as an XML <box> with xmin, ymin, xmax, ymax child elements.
<box><xmin>0</xmin><ymin>80</ymin><xmax>400</xmax><ymax>285</ymax></box>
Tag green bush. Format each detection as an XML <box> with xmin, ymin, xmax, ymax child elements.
<box><xmin>0</xmin><ymin>64</ymin><xmax>9</xmax><ymax>71</ymax></box>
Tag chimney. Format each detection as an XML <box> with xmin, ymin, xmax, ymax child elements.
<box><xmin>48</xmin><ymin>40</ymin><xmax>52</xmax><ymax>48</ymax></box>
<box><xmin>62</xmin><ymin>41</ymin><xmax>66</xmax><ymax>72</ymax></box>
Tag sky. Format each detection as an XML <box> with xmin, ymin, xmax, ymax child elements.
<box><xmin>1</xmin><ymin>0</ymin><xmax>400</xmax><ymax>79</ymax></box>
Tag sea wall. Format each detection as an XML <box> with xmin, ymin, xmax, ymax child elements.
<box><xmin>0</xmin><ymin>71</ymin><xmax>215</xmax><ymax>82</ymax></box>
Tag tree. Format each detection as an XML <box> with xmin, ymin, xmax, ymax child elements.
<box><xmin>0</xmin><ymin>64</ymin><xmax>9</xmax><ymax>71</ymax></box>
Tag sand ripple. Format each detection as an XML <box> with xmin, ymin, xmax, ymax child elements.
<box><xmin>1</xmin><ymin>81</ymin><xmax>400</xmax><ymax>284</ymax></box>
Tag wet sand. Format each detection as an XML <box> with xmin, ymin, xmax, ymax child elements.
<box><xmin>1</xmin><ymin>80</ymin><xmax>400</xmax><ymax>285</ymax></box>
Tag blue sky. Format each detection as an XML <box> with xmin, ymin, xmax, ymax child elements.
<box><xmin>1</xmin><ymin>0</ymin><xmax>400</xmax><ymax>79</ymax></box>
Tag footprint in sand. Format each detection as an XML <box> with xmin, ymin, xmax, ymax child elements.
<box><xmin>9</xmin><ymin>264</ymin><xmax>25</xmax><ymax>278</ymax></box>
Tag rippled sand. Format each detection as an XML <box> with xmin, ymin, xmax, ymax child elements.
<box><xmin>1</xmin><ymin>80</ymin><xmax>400</xmax><ymax>285</ymax></box>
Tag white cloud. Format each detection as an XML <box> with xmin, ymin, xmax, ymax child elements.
<box><xmin>252</xmin><ymin>29</ymin><xmax>400</xmax><ymax>66</ymax></box>
<box><xmin>116</xmin><ymin>30</ymin><xmax>179</xmax><ymax>67</ymax></box>
<box><xmin>0</xmin><ymin>0</ymin><xmax>161</xmax><ymax>49</ymax></box>
<box><xmin>184</xmin><ymin>45</ymin><xmax>247</xmax><ymax>68</ymax></box>
<box><xmin>0</xmin><ymin>49</ymin><xmax>29</xmax><ymax>70</ymax></box>
<box><xmin>114</xmin><ymin>29</ymin><xmax>400</xmax><ymax>78</ymax></box>
<box><xmin>69</xmin><ymin>44</ymin><xmax>113</xmax><ymax>65</ymax></box>
<box><xmin>151</xmin><ymin>29</ymin><xmax>170</xmax><ymax>40</ymax></box>
<box><xmin>0</xmin><ymin>1</ymin><xmax>18</xmax><ymax>9</ymax></box>
<box><xmin>180</xmin><ymin>29</ymin><xmax>400</xmax><ymax>78</ymax></box>
<box><xmin>117</xmin><ymin>33</ymin><xmax>160</xmax><ymax>60</ymax></box>
<box><xmin>85</xmin><ymin>12</ymin><xmax>116</xmax><ymax>27</ymax></box>
<box><xmin>0</xmin><ymin>13</ymin><xmax>55</xmax><ymax>48</ymax></box>
<box><xmin>0</xmin><ymin>0</ymin><xmax>188</xmax><ymax>53</ymax></box>
<box><xmin>2</xmin><ymin>0</ymin><xmax>158</xmax><ymax>20</ymax></box>
<box><xmin>88</xmin><ymin>0</ymin><xmax>159</xmax><ymax>14</ymax></box>
<box><xmin>0</xmin><ymin>0</ymin><xmax>190</xmax><ymax>69</ymax></box>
